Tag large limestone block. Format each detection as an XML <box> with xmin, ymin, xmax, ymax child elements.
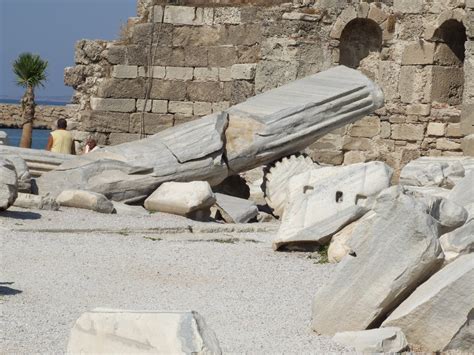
<box><xmin>333</xmin><ymin>327</ymin><xmax>408</xmax><ymax>353</ymax></box>
<box><xmin>382</xmin><ymin>254</ymin><xmax>474</xmax><ymax>352</ymax></box>
<box><xmin>400</xmin><ymin>157</ymin><xmax>467</xmax><ymax>188</ymax></box>
<box><xmin>274</xmin><ymin>162</ymin><xmax>393</xmax><ymax>250</ymax></box>
<box><xmin>311</xmin><ymin>187</ymin><xmax>444</xmax><ymax>335</ymax></box>
<box><xmin>214</xmin><ymin>193</ymin><xmax>258</xmax><ymax>223</ymax></box>
<box><xmin>67</xmin><ymin>309</ymin><xmax>221</xmax><ymax>354</ymax></box>
<box><xmin>449</xmin><ymin>170</ymin><xmax>474</xmax><ymax>207</ymax></box>
<box><xmin>56</xmin><ymin>190</ymin><xmax>115</xmax><ymax>214</ymax></box>
<box><xmin>0</xmin><ymin>158</ymin><xmax>18</xmax><ymax>210</ymax></box>
<box><xmin>440</xmin><ymin>220</ymin><xmax>474</xmax><ymax>263</ymax></box>
<box><xmin>13</xmin><ymin>193</ymin><xmax>59</xmax><ymax>211</ymax></box>
<box><xmin>144</xmin><ymin>181</ymin><xmax>215</xmax><ymax>217</ymax></box>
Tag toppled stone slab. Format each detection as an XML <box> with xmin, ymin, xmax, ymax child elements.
<box><xmin>144</xmin><ymin>181</ymin><xmax>215</xmax><ymax>219</ymax></box>
<box><xmin>444</xmin><ymin>309</ymin><xmax>474</xmax><ymax>352</ymax></box>
<box><xmin>440</xmin><ymin>220</ymin><xmax>474</xmax><ymax>263</ymax></box>
<box><xmin>0</xmin><ymin>158</ymin><xmax>18</xmax><ymax>211</ymax></box>
<box><xmin>13</xmin><ymin>193</ymin><xmax>59</xmax><ymax>211</ymax></box>
<box><xmin>448</xmin><ymin>170</ymin><xmax>474</xmax><ymax>207</ymax></box>
<box><xmin>214</xmin><ymin>193</ymin><xmax>258</xmax><ymax>223</ymax></box>
<box><xmin>56</xmin><ymin>190</ymin><xmax>115</xmax><ymax>214</ymax></box>
<box><xmin>67</xmin><ymin>309</ymin><xmax>221</xmax><ymax>354</ymax></box>
<box><xmin>274</xmin><ymin>162</ymin><xmax>392</xmax><ymax>250</ymax></box>
<box><xmin>382</xmin><ymin>254</ymin><xmax>474</xmax><ymax>352</ymax></box>
<box><xmin>311</xmin><ymin>187</ymin><xmax>443</xmax><ymax>335</ymax></box>
<box><xmin>333</xmin><ymin>327</ymin><xmax>408</xmax><ymax>353</ymax></box>
<box><xmin>400</xmin><ymin>157</ymin><xmax>471</xmax><ymax>188</ymax></box>
<box><xmin>37</xmin><ymin>66</ymin><xmax>384</xmax><ymax>202</ymax></box>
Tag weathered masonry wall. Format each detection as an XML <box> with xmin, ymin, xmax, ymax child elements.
<box><xmin>65</xmin><ymin>0</ymin><xmax>474</xmax><ymax>176</ymax></box>
<box><xmin>0</xmin><ymin>103</ymin><xmax>75</xmax><ymax>128</ymax></box>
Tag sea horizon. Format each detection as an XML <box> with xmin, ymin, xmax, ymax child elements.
<box><xmin>0</xmin><ymin>98</ymin><xmax>70</xmax><ymax>106</ymax></box>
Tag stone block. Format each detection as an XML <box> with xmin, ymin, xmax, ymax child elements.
<box><xmin>57</xmin><ymin>190</ymin><xmax>114</xmax><ymax>213</ymax></box>
<box><xmin>430</xmin><ymin>66</ymin><xmax>465</xmax><ymax>106</ymax></box>
<box><xmin>153</xmin><ymin>47</ymin><xmax>185</xmax><ymax>67</ymax></box>
<box><xmin>226</xmin><ymin>24</ymin><xmax>261</xmax><ymax>46</ymax></box>
<box><xmin>344</xmin><ymin>151</ymin><xmax>368</xmax><ymax>165</ymax></box>
<box><xmin>208</xmin><ymin>46</ymin><xmax>237</xmax><ymax>67</ymax></box>
<box><xmin>378</xmin><ymin>61</ymin><xmax>401</xmax><ymax>101</ymax></box>
<box><xmin>435</xmin><ymin>43</ymin><xmax>463</xmax><ymax>66</ymax></box>
<box><xmin>126</xmin><ymin>45</ymin><xmax>148</xmax><ymax>66</ymax></box>
<box><xmin>348</xmin><ymin>116</ymin><xmax>381</xmax><ymax>138</ymax></box>
<box><xmin>219</xmin><ymin>67</ymin><xmax>231</xmax><ymax>82</ymax></box>
<box><xmin>407</xmin><ymin>104</ymin><xmax>431</xmax><ymax>116</ymax></box>
<box><xmin>310</xmin><ymin>150</ymin><xmax>344</xmax><ymax>165</ymax></box>
<box><xmin>136</xmin><ymin>99</ymin><xmax>152</xmax><ymax>112</ymax></box>
<box><xmin>230</xmin><ymin>80</ymin><xmax>254</xmax><ymax>105</ymax></box>
<box><xmin>90</xmin><ymin>98</ymin><xmax>136</xmax><ymax>113</ymax></box>
<box><xmin>98</xmin><ymin>78</ymin><xmax>147</xmax><ymax>99</ymax></box>
<box><xmin>446</xmin><ymin>123</ymin><xmax>463</xmax><ymax>138</ymax></box>
<box><xmin>80</xmin><ymin>111</ymin><xmax>131</xmax><ymax>133</ymax></box>
<box><xmin>168</xmin><ymin>101</ymin><xmax>193</xmax><ymax>116</ymax></box>
<box><xmin>108</xmin><ymin>132</ymin><xmax>141</xmax><ymax>145</ymax></box>
<box><xmin>138</xmin><ymin>66</ymin><xmax>165</xmax><ymax>79</ymax></box>
<box><xmin>461</xmin><ymin>104</ymin><xmax>474</xmax><ymax>135</ymax></box>
<box><xmin>394</xmin><ymin>0</ymin><xmax>423</xmax><ymax>13</ymax></box>
<box><xmin>468</xmin><ymin>0</ymin><xmax>474</xmax><ymax>8</ymax></box>
<box><xmin>173</xmin><ymin>26</ymin><xmax>226</xmax><ymax>47</ymax></box>
<box><xmin>193</xmin><ymin>102</ymin><xmax>212</xmax><ymax>116</ymax></box>
<box><xmin>310</xmin><ymin>133</ymin><xmax>343</xmax><ymax>151</ymax></box>
<box><xmin>150</xmin><ymin>80</ymin><xmax>186</xmax><ymax>101</ymax></box>
<box><xmin>129</xmin><ymin>113</ymin><xmax>174</xmax><ymax>134</ymax></box>
<box><xmin>343</xmin><ymin>137</ymin><xmax>374</xmax><ymax>151</ymax></box>
<box><xmin>254</xmin><ymin>60</ymin><xmax>298</xmax><ymax>93</ymax></box>
<box><xmin>106</xmin><ymin>46</ymin><xmax>127</xmax><ymax>65</ymax></box>
<box><xmin>399</xmin><ymin>66</ymin><xmax>430</xmax><ymax>104</ymax></box>
<box><xmin>380</xmin><ymin>122</ymin><xmax>391</xmax><ymax>139</ymax></box>
<box><xmin>165</xmin><ymin>66</ymin><xmax>193</xmax><ymax>81</ymax></box>
<box><xmin>237</xmin><ymin>44</ymin><xmax>260</xmax><ymax>64</ymax></box>
<box><xmin>391</xmin><ymin>124</ymin><xmax>425</xmax><ymax>141</ymax></box>
<box><xmin>231</xmin><ymin>63</ymin><xmax>257</xmax><ymax>80</ymax></box>
<box><xmin>194</xmin><ymin>67</ymin><xmax>219</xmax><ymax>81</ymax></box>
<box><xmin>461</xmin><ymin>134</ymin><xmax>474</xmax><ymax>156</ymax></box>
<box><xmin>187</xmin><ymin>82</ymin><xmax>228</xmax><ymax>102</ymax></box>
<box><xmin>152</xmin><ymin>100</ymin><xmax>168</xmax><ymax>114</ymax></box>
<box><xmin>184</xmin><ymin>46</ymin><xmax>208</xmax><ymax>67</ymax></box>
<box><xmin>214</xmin><ymin>7</ymin><xmax>241</xmax><ymax>24</ymax></box>
<box><xmin>402</xmin><ymin>42</ymin><xmax>435</xmax><ymax>65</ymax></box>
<box><xmin>367</xmin><ymin>5</ymin><xmax>388</xmax><ymax>24</ymax></box>
<box><xmin>427</xmin><ymin>122</ymin><xmax>445</xmax><ymax>136</ymax></box>
<box><xmin>436</xmin><ymin>138</ymin><xmax>461</xmax><ymax>151</ymax></box>
<box><xmin>212</xmin><ymin>101</ymin><xmax>230</xmax><ymax>113</ymax></box>
<box><xmin>153</xmin><ymin>5</ymin><xmax>164</xmax><ymax>23</ymax></box>
<box><xmin>163</xmin><ymin>6</ymin><xmax>203</xmax><ymax>26</ymax></box>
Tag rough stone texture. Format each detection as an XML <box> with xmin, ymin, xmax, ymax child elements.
<box><xmin>144</xmin><ymin>181</ymin><xmax>216</xmax><ymax>217</ymax></box>
<box><xmin>382</xmin><ymin>254</ymin><xmax>474</xmax><ymax>352</ymax></box>
<box><xmin>3</xmin><ymin>154</ymin><xmax>32</xmax><ymax>193</ymax></box>
<box><xmin>214</xmin><ymin>193</ymin><xmax>257</xmax><ymax>223</ymax></box>
<box><xmin>333</xmin><ymin>327</ymin><xmax>408</xmax><ymax>353</ymax></box>
<box><xmin>449</xmin><ymin>170</ymin><xmax>474</xmax><ymax>207</ymax></box>
<box><xmin>90</xmin><ymin>98</ymin><xmax>136</xmax><ymax>113</ymax></box>
<box><xmin>13</xmin><ymin>193</ymin><xmax>60</xmax><ymax>211</ymax></box>
<box><xmin>56</xmin><ymin>190</ymin><xmax>115</xmax><ymax>214</ymax></box>
<box><xmin>0</xmin><ymin>158</ymin><xmax>18</xmax><ymax>210</ymax></box>
<box><xmin>67</xmin><ymin>309</ymin><xmax>222</xmax><ymax>354</ymax></box>
<box><xmin>311</xmin><ymin>187</ymin><xmax>444</xmax><ymax>335</ymax></box>
<box><xmin>444</xmin><ymin>309</ymin><xmax>474</xmax><ymax>352</ymax></box>
<box><xmin>440</xmin><ymin>220</ymin><xmax>474</xmax><ymax>263</ymax></box>
<box><xmin>0</xmin><ymin>103</ymin><xmax>75</xmax><ymax>128</ymax></box>
<box><xmin>274</xmin><ymin>162</ymin><xmax>392</xmax><ymax>250</ymax></box>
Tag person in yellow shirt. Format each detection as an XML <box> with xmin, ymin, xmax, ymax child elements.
<box><xmin>46</xmin><ymin>118</ymin><xmax>75</xmax><ymax>154</ymax></box>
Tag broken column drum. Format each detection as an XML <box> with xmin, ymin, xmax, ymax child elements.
<box><xmin>37</xmin><ymin>66</ymin><xmax>384</xmax><ymax>202</ymax></box>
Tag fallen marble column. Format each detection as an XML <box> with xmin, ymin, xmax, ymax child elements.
<box><xmin>0</xmin><ymin>145</ymin><xmax>73</xmax><ymax>177</ymax></box>
<box><xmin>37</xmin><ymin>66</ymin><xmax>384</xmax><ymax>201</ymax></box>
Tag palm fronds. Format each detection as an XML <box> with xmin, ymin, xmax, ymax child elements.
<box><xmin>13</xmin><ymin>52</ymin><xmax>48</xmax><ymax>88</ymax></box>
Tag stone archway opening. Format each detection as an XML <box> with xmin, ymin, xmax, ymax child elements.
<box><xmin>431</xmin><ymin>19</ymin><xmax>467</xmax><ymax>106</ymax></box>
<box><xmin>339</xmin><ymin>18</ymin><xmax>383</xmax><ymax>69</ymax></box>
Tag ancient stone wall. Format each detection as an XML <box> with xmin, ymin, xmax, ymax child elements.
<box><xmin>0</xmin><ymin>103</ymin><xmax>76</xmax><ymax>129</ymax></box>
<box><xmin>65</xmin><ymin>0</ymin><xmax>474</xmax><ymax>176</ymax></box>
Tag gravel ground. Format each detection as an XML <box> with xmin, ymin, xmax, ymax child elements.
<box><xmin>1</xmin><ymin>207</ymin><xmax>346</xmax><ymax>354</ymax></box>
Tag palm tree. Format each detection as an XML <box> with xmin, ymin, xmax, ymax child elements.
<box><xmin>12</xmin><ymin>53</ymin><xmax>48</xmax><ymax>148</ymax></box>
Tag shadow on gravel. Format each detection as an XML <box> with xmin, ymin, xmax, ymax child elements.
<box><xmin>0</xmin><ymin>210</ymin><xmax>41</xmax><ymax>220</ymax></box>
<box><xmin>0</xmin><ymin>282</ymin><xmax>23</xmax><ymax>296</ymax></box>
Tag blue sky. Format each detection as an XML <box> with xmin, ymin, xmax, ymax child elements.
<box><xmin>0</xmin><ymin>0</ymin><xmax>136</xmax><ymax>102</ymax></box>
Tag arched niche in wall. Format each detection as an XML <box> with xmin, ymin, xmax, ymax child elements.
<box><xmin>339</xmin><ymin>18</ymin><xmax>383</xmax><ymax>69</ymax></box>
<box><xmin>429</xmin><ymin>18</ymin><xmax>467</xmax><ymax>106</ymax></box>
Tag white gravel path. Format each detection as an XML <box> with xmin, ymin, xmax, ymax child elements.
<box><xmin>1</xmin><ymin>207</ymin><xmax>346</xmax><ymax>354</ymax></box>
